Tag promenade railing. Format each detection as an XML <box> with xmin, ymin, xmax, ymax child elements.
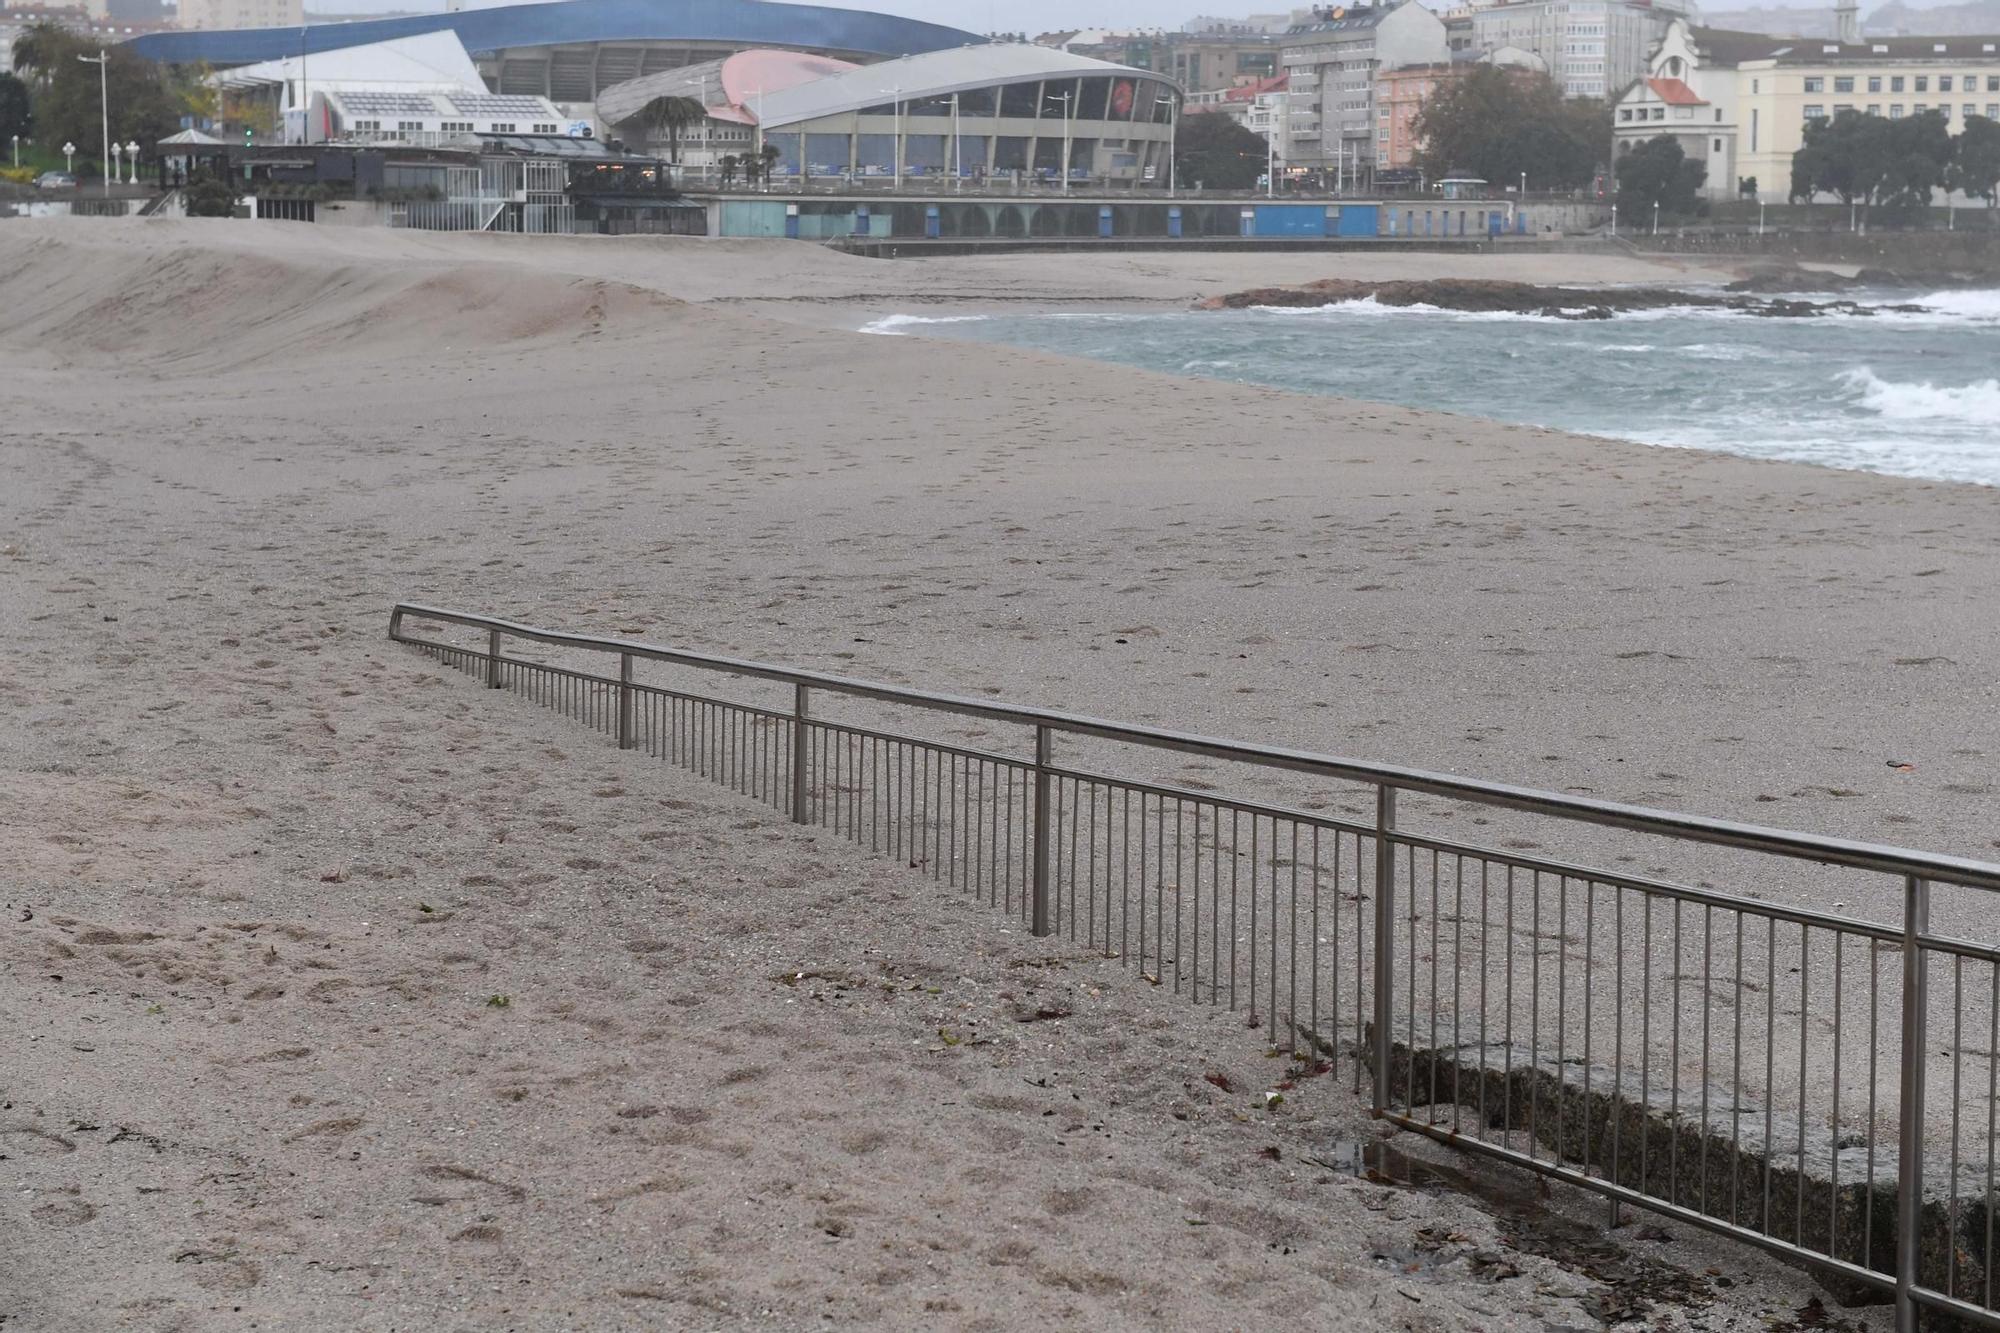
<box><xmin>390</xmin><ymin>602</ymin><xmax>2000</xmax><ymax>1332</ymax></box>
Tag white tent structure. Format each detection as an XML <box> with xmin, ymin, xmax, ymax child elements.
<box><xmin>209</xmin><ymin>30</ymin><xmax>487</xmax><ymax>143</ymax></box>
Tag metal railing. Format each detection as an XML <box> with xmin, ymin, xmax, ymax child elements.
<box><xmin>389</xmin><ymin>602</ymin><xmax>2000</xmax><ymax>1331</ymax></box>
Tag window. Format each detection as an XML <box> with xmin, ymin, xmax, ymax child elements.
<box><xmin>1751</xmin><ymin>107</ymin><xmax>1759</xmax><ymax>150</ymax></box>
<box><xmin>1990</xmin><ymin>76</ymin><xmax>2000</xmax><ymax>91</ymax></box>
<box><xmin>1940</xmin><ymin>105</ymin><xmax>1952</xmax><ymax>119</ymax></box>
<box><xmin>352</xmin><ymin>118</ymin><xmax>379</xmax><ymax>131</ymax></box>
<box><xmin>533</xmin><ymin>123</ymin><xmax>557</xmax><ymax>134</ymax></box>
<box><xmin>1752</xmin><ymin>78</ymin><xmax>1760</xmax><ymax>93</ymax></box>
<box><xmin>1834</xmin><ymin>103</ymin><xmax>1854</xmax><ymax>113</ymax></box>
<box><xmin>1891</xmin><ymin>76</ymin><xmax>1905</xmax><ymax>91</ymax></box>
<box><xmin>397</xmin><ymin>120</ymin><xmax>421</xmax><ymax>131</ymax></box>
<box><xmin>1991</xmin><ymin>103</ymin><xmax>2000</xmax><ymax>117</ymax></box>
<box><xmin>1803</xmin><ymin>76</ymin><xmax>1823</xmax><ymax>92</ymax></box>
<box><xmin>1890</xmin><ymin>103</ymin><xmax>1905</xmax><ymax>117</ymax></box>
<box><xmin>1652</xmin><ymin>106</ymin><xmax>1664</xmax><ymax>120</ymax></box>
<box><xmin>1915</xmin><ymin>76</ymin><xmax>1929</xmax><ymax>91</ymax></box>
<box><xmin>1713</xmin><ymin>136</ymin><xmax>1722</xmax><ymax>150</ymax></box>
<box><xmin>1804</xmin><ymin>103</ymin><xmax>1826</xmax><ymax>119</ymax></box>
<box><xmin>1940</xmin><ymin>75</ymin><xmax>1953</xmax><ymax>91</ymax></box>
<box><xmin>1834</xmin><ymin>76</ymin><xmax>1854</xmax><ymax>92</ymax></box>
<box><xmin>1619</xmin><ymin>107</ymin><xmax>1632</xmax><ymax>120</ymax></box>
<box><xmin>1971</xmin><ymin>104</ymin><xmax>1983</xmax><ymax>118</ymax></box>
<box><xmin>1868</xmin><ymin>75</ymin><xmax>1881</xmax><ymax>92</ymax></box>
<box><xmin>1915</xmin><ymin>103</ymin><xmax>1928</xmax><ymax>113</ymax></box>
<box><xmin>1867</xmin><ymin>103</ymin><xmax>1880</xmax><ymax>114</ymax></box>
<box><xmin>490</xmin><ymin>122</ymin><xmax>515</xmax><ymax>132</ymax></box>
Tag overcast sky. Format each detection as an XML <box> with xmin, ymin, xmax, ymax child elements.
<box><xmin>318</xmin><ymin>0</ymin><xmax>1901</xmax><ymax>30</ymax></box>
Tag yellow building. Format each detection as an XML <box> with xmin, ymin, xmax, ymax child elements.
<box><xmin>1615</xmin><ymin>18</ymin><xmax>2000</xmax><ymax>200</ymax></box>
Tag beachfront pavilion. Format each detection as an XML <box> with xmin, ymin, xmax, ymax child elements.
<box><xmin>597</xmin><ymin>45</ymin><xmax>1182</xmax><ymax>186</ymax></box>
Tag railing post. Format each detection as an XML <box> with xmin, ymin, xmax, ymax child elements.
<box><xmin>617</xmin><ymin>652</ymin><xmax>634</xmax><ymax>750</ymax></box>
<box><xmin>1031</xmin><ymin>725</ymin><xmax>1053</xmax><ymax>938</ymax></box>
<box><xmin>487</xmin><ymin>627</ymin><xmax>501</xmax><ymax>689</ymax></box>
<box><xmin>1896</xmin><ymin>874</ymin><xmax>1930</xmax><ymax>1333</ymax></box>
<box><xmin>1372</xmin><ymin>785</ymin><xmax>1397</xmax><ymax>1117</ymax></box>
<box><xmin>791</xmin><ymin>684</ymin><xmax>810</xmax><ymax>825</ymax></box>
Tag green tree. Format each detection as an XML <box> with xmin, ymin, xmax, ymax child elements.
<box><xmin>633</xmin><ymin>94</ymin><xmax>705</xmax><ymax>163</ymax></box>
<box><xmin>183</xmin><ymin>166</ymin><xmax>236</xmax><ymax>217</ymax></box>
<box><xmin>1174</xmin><ymin>110</ymin><xmax>1266</xmax><ymax>191</ymax></box>
<box><xmin>38</xmin><ymin>46</ymin><xmax>178</xmax><ymax>173</ymax></box>
<box><xmin>759</xmin><ymin>140</ymin><xmax>780</xmax><ymax>181</ymax></box>
<box><xmin>1615</xmin><ymin>134</ymin><xmax>1706</xmax><ymax>216</ymax></box>
<box><xmin>0</xmin><ymin>72</ymin><xmax>30</xmax><ymax>144</ymax></box>
<box><xmin>1791</xmin><ymin>110</ymin><xmax>1952</xmax><ymax>221</ymax></box>
<box><xmin>1413</xmin><ymin>66</ymin><xmax>1605</xmax><ymax>190</ymax></box>
<box><xmin>1950</xmin><ymin>114</ymin><xmax>2000</xmax><ymax>210</ymax></box>
<box><xmin>9</xmin><ymin>20</ymin><xmax>80</xmax><ymax>89</ymax></box>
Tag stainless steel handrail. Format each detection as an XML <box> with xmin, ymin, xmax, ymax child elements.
<box><xmin>389</xmin><ymin>601</ymin><xmax>2000</xmax><ymax>893</ymax></box>
<box><xmin>392</xmin><ymin>602</ymin><xmax>2000</xmax><ymax>1331</ymax></box>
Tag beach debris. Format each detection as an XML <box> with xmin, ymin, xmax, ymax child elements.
<box><xmin>1203</xmin><ymin>1072</ymin><xmax>1235</xmax><ymax>1093</ymax></box>
<box><xmin>1887</xmin><ymin>761</ymin><xmax>1916</xmax><ymax>772</ymax></box>
<box><xmin>485</xmin><ymin>994</ymin><xmax>510</xmax><ymax>1008</ymax></box>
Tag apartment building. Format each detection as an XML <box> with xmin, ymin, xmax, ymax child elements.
<box><xmin>1464</xmin><ymin>0</ymin><xmax>1686</xmax><ymax>97</ymax></box>
<box><xmin>179</xmin><ymin>0</ymin><xmax>303</xmax><ymax>29</ymax></box>
<box><xmin>1281</xmin><ymin>1</ymin><xmax>1448</xmax><ymax>181</ymax></box>
<box><xmin>1374</xmin><ymin>47</ymin><xmax>1546</xmax><ymax>171</ymax></box>
<box><xmin>1614</xmin><ymin>17</ymin><xmax>2000</xmax><ymax>198</ymax></box>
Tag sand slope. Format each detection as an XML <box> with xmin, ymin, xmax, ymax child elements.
<box><xmin>0</xmin><ymin>219</ymin><xmax>1955</xmax><ymax>1331</ymax></box>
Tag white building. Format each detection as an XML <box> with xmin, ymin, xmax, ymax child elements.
<box><xmin>1282</xmin><ymin>1</ymin><xmax>1449</xmax><ymax>182</ymax></box>
<box><xmin>179</xmin><ymin>0</ymin><xmax>302</xmax><ymax>32</ymax></box>
<box><xmin>1464</xmin><ymin>0</ymin><xmax>1688</xmax><ymax>98</ymax></box>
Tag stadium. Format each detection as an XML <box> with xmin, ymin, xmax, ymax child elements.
<box><xmin>126</xmin><ymin>0</ymin><xmax>981</xmax><ymax>101</ymax></box>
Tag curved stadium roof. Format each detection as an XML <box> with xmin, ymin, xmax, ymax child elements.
<box><xmin>126</xmin><ymin>0</ymin><xmax>980</xmax><ymax>68</ymax></box>
<box><xmin>757</xmin><ymin>44</ymin><xmax>1173</xmax><ymax>127</ymax></box>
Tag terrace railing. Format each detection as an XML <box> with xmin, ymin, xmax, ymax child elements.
<box><xmin>390</xmin><ymin>602</ymin><xmax>2000</xmax><ymax>1332</ymax></box>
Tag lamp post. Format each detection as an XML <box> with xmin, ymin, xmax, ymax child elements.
<box><xmin>1045</xmin><ymin>88</ymin><xmax>1072</xmax><ymax>194</ymax></box>
<box><xmin>1520</xmin><ymin>170</ymin><xmax>1526</xmax><ymax>199</ymax></box>
<box><xmin>1155</xmin><ymin>91</ymin><xmax>1177</xmax><ymax>197</ymax></box>
<box><xmin>1652</xmin><ymin>198</ymin><xmax>1659</xmax><ymax>234</ymax></box>
<box><xmin>109</xmin><ymin>140</ymin><xmax>121</xmax><ymax>186</ymax></box>
<box><xmin>126</xmin><ymin>140</ymin><xmax>139</xmax><ymax>185</ymax></box>
<box><xmin>1610</xmin><ymin>201</ymin><xmax>1616</xmax><ymax>237</ymax></box>
<box><xmin>10</xmin><ymin>135</ymin><xmax>17</xmax><ymax>168</ymax></box>
<box><xmin>77</xmin><ymin>50</ymin><xmax>109</xmax><ymax>199</ymax></box>
<box><xmin>63</xmin><ymin>141</ymin><xmax>76</xmax><ymax>175</ymax></box>
<box><xmin>880</xmin><ymin>84</ymin><xmax>902</xmax><ymax>191</ymax></box>
<box><xmin>950</xmin><ymin>91</ymin><xmax>961</xmax><ymax>192</ymax></box>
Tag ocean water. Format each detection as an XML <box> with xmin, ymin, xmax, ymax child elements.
<box><xmin>864</xmin><ymin>288</ymin><xmax>2000</xmax><ymax>487</ymax></box>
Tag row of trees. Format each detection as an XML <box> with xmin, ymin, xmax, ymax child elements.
<box><xmin>6</xmin><ymin>21</ymin><xmax>204</xmax><ymax>173</ymax></box>
<box><xmin>1791</xmin><ymin>109</ymin><xmax>2000</xmax><ymax>216</ymax></box>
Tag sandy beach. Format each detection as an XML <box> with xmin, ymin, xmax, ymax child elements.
<box><xmin>4</xmin><ymin>218</ymin><xmax>1988</xmax><ymax>1330</ymax></box>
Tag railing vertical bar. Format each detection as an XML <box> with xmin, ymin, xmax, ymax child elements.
<box><xmin>1896</xmin><ymin>875</ymin><xmax>1929</xmax><ymax>1333</ymax></box>
<box><xmin>790</xmin><ymin>685</ymin><xmax>809</xmax><ymax>824</ymax></box>
<box><xmin>1031</xmin><ymin>727</ymin><xmax>1052</xmax><ymax>938</ymax></box>
<box><xmin>1372</xmin><ymin>786</ymin><xmax>1396</xmax><ymax>1117</ymax></box>
<box><xmin>618</xmin><ymin>653</ymin><xmax>634</xmax><ymax>751</ymax></box>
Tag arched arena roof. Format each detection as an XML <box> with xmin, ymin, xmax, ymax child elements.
<box><xmin>125</xmin><ymin>0</ymin><xmax>979</xmax><ymax>68</ymax></box>
<box><xmin>756</xmin><ymin>44</ymin><xmax>1173</xmax><ymax>128</ymax></box>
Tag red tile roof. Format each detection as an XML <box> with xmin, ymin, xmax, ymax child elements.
<box><xmin>1646</xmin><ymin>76</ymin><xmax>1707</xmax><ymax>105</ymax></box>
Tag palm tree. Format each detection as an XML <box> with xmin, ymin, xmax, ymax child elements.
<box><xmin>635</xmin><ymin>94</ymin><xmax>705</xmax><ymax>165</ymax></box>
<box><xmin>759</xmin><ymin>141</ymin><xmax>781</xmax><ymax>182</ymax></box>
<box><xmin>719</xmin><ymin>153</ymin><xmax>738</xmax><ymax>187</ymax></box>
<box><xmin>11</xmin><ymin>21</ymin><xmax>78</xmax><ymax>89</ymax></box>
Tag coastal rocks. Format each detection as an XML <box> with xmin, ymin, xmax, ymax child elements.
<box><xmin>1196</xmin><ymin>277</ymin><xmax>1923</xmax><ymax>320</ymax></box>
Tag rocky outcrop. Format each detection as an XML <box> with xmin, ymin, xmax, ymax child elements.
<box><xmin>1196</xmin><ymin>277</ymin><xmax>1927</xmax><ymax>319</ymax></box>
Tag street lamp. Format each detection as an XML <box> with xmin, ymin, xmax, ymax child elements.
<box><xmin>1044</xmin><ymin>88</ymin><xmax>1072</xmax><ymax>193</ymax></box>
<box><xmin>1652</xmin><ymin>198</ymin><xmax>1659</xmax><ymax>234</ymax></box>
<box><xmin>77</xmin><ymin>50</ymin><xmax>109</xmax><ymax>199</ymax></box>
<box><xmin>9</xmin><ymin>134</ymin><xmax>16</xmax><ymax>168</ymax></box>
<box><xmin>878</xmin><ymin>84</ymin><xmax>902</xmax><ymax>190</ymax></box>
<box><xmin>109</xmin><ymin>140</ymin><xmax>122</xmax><ymax>186</ymax></box>
<box><xmin>126</xmin><ymin>140</ymin><xmax>139</xmax><ymax>185</ymax></box>
<box><xmin>63</xmin><ymin>141</ymin><xmax>76</xmax><ymax>175</ymax></box>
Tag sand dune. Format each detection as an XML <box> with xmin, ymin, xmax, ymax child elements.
<box><xmin>0</xmin><ymin>219</ymin><xmax>1961</xmax><ymax>1330</ymax></box>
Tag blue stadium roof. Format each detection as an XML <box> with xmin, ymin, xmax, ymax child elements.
<box><xmin>126</xmin><ymin>0</ymin><xmax>982</xmax><ymax>67</ymax></box>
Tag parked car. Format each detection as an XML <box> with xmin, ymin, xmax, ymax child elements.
<box><xmin>34</xmin><ymin>171</ymin><xmax>77</xmax><ymax>190</ymax></box>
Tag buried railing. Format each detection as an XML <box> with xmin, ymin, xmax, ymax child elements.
<box><xmin>390</xmin><ymin>602</ymin><xmax>2000</xmax><ymax>1331</ymax></box>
